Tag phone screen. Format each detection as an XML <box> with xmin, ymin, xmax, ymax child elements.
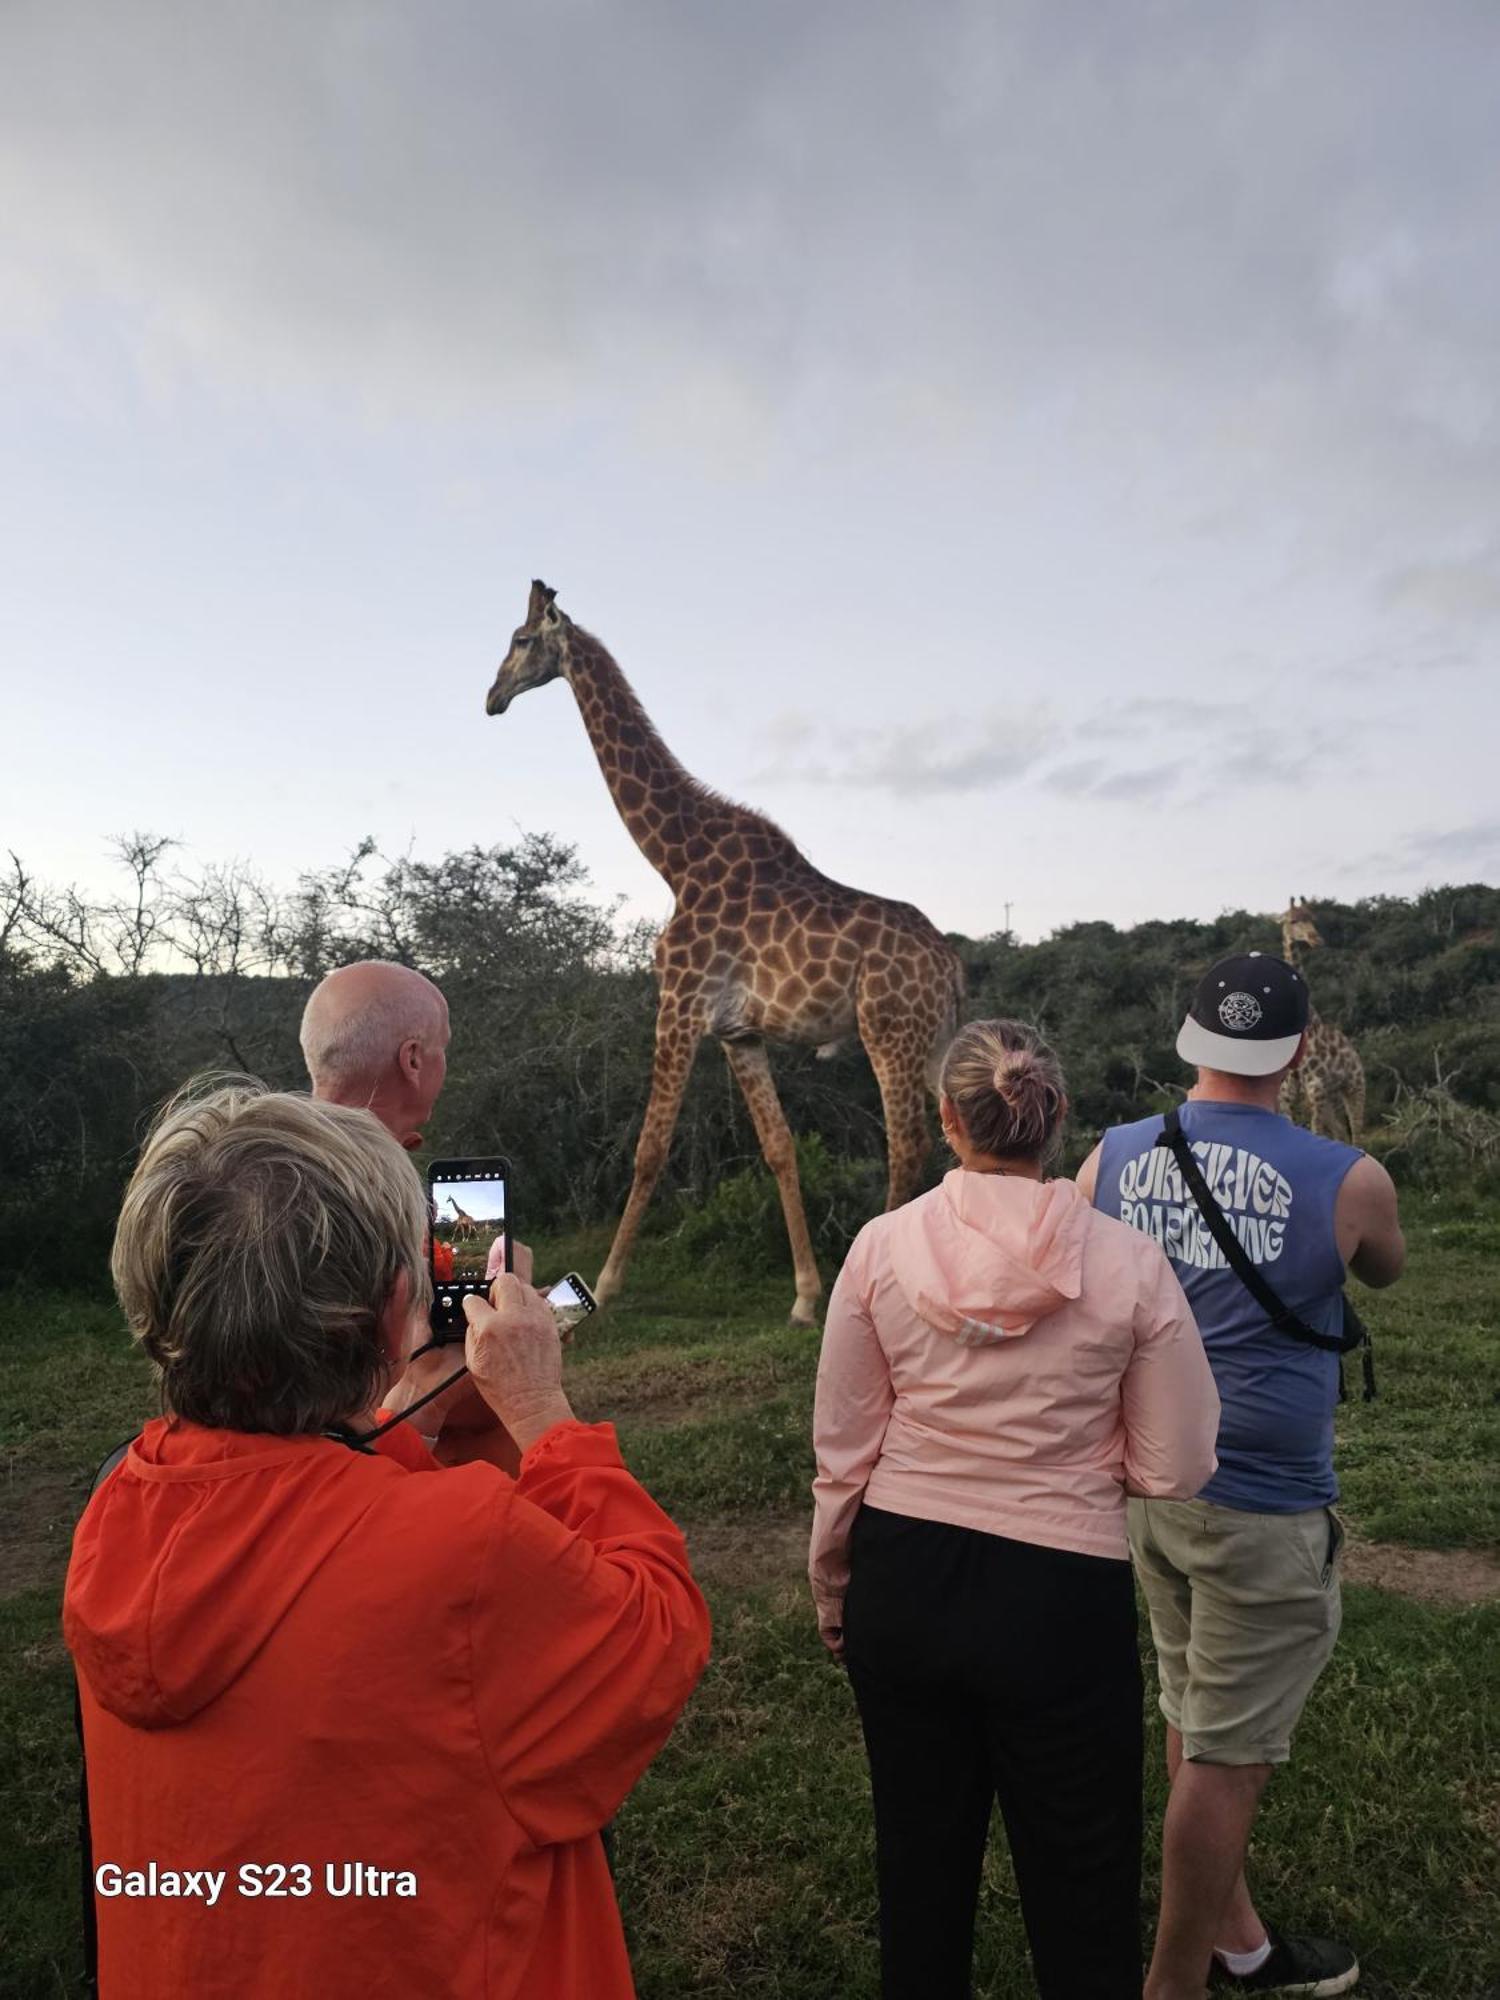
<box><xmin>428</xmin><ymin>1159</ymin><xmax>510</xmax><ymax>1339</ymax></box>
<box><xmin>545</xmin><ymin>1271</ymin><xmax>598</xmax><ymax>1336</ymax></box>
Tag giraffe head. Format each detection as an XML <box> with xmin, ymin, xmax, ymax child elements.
<box><xmin>1281</xmin><ymin>895</ymin><xmax>1324</xmax><ymax>951</ymax></box>
<box><xmin>485</xmin><ymin>579</ymin><xmax>573</xmax><ymax>715</ymax></box>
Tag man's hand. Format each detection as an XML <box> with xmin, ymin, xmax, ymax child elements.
<box><xmin>818</xmin><ymin>1617</ymin><xmax>846</xmax><ymax>1663</ymax></box>
<box><xmin>463</xmin><ymin>1273</ymin><xmax>575</xmax><ymax>1454</ymax></box>
<box><xmin>383</xmin><ymin>1343</ymin><xmax>475</xmax><ymax>1438</ymax></box>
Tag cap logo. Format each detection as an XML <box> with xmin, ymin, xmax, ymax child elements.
<box><xmin>1218</xmin><ymin>991</ymin><xmax>1263</xmax><ymax>1032</ymax></box>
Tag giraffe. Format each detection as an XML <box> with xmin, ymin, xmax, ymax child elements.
<box><xmin>485</xmin><ymin>580</ymin><xmax>965</xmax><ymax>1324</ymax></box>
<box><xmin>444</xmin><ymin>1196</ymin><xmax>481</xmax><ymax>1242</ymax></box>
<box><xmin>1278</xmin><ymin>897</ymin><xmax>1366</xmax><ymax>1143</ymax></box>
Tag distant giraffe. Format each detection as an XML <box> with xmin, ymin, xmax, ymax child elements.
<box><xmin>485</xmin><ymin>580</ymin><xmax>965</xmax><ymax>1325</ymax></box>
<box><xmin>1279</xmin><ymin>898</ymin><xmax>1366</xmax><ymax>1143</ymax></box>
<box><xmin>445</xmin><ymin>1197</ymin><xmax>481</xmax><ymax>1243</ymax></box>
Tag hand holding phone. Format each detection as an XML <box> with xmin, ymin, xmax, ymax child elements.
<box><xmin>428</xmin><ymin>1156</ymin><xmax>511</xmax><ymax>1342</ymax></box>
<box><xmin>462</xmin><ymin>1277</ymin><xmax>574</xmax><ymax>1452</ymax></box>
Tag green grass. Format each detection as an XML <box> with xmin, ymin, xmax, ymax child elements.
<box><xmin>1332</xmin><ymin>1205</ymin><xmax>1500</xmax><ymax>1546</ymax></box>
<box><xmin>614</xmin><ymin>1580</ymin><xmax>1500</xmax><ymax>2000</ymax></box>
<box><xmin>2</xmin><ymin>1201</ymin><xmax>1497</xmax><ymax>1997</ymax></box>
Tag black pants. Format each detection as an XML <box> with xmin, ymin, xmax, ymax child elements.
<box><xmin>843</xmin><ymin>1506</ymin><xmax>1144</xmax><ymax>2000</ymax></box>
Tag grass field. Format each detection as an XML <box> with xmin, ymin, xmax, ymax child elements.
<box><xmin>2</xmin><ymin>1200</ymin><xmax>1498</xmax><ymax>1998</ymax></box>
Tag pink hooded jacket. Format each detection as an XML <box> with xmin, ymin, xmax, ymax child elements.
<box><xmin>810</xmin><ymin>1170</ymin><xmax>1219</xmax><ymax>1623</ymax></box>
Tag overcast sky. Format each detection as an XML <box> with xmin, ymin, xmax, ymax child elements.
<box><xmin>3</xmin><ymin>0</ymin><xmax>1497</xmax><ymax>943</ymax></box>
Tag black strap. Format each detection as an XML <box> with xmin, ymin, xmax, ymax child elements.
<box><xmin>77</xmin><ymin>1440</ymin><xmax>134</xmax><ymax>1998</ymax></box>
<box><xmin>1158</xmin><ymin>1107</ymin><xmax>1375</xmax><ymax>1400</ymax></box>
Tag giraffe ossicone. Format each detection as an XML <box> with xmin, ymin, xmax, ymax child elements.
<box><xmin>485</xmin><ymin>580</ymin><xmax>965</xmax><ymax>1323</ymax></box>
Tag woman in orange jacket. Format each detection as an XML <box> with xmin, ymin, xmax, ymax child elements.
<box><xmin>65</xmin><ymin>1081</ymin><xmax>711</xmax><ymax>1999</ymax></box>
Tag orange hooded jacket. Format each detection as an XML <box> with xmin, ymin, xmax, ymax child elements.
<box><xmin>64</xmin><ymin>1414</ymin><xmax>711</xmax><ymax>1998</ymax></box>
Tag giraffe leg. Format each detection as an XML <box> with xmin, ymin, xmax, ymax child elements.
<box><xmin>721</xmin><ymin>1038</ymin><xmax>823</xmax><ymax>1326</ymax></box>
<box><xmin>1303</xmin><ymin>1078</ymin><xmax>1331</xmax><ymax>1138</ymax></box>
<box><xmin>595</xmin><ymin>1003</ymin><xmax>702</xmax><ymax>1308</ymax></box>
<box><xmin>862</xmin><ymin>1025</ymin><xmax>936</xmax><ymax>1211</ymax></box>
<box><xmin>1344</xmin><ymin>1071</ymin><xmax>1366</xmax><ymax>1146</ymax></box>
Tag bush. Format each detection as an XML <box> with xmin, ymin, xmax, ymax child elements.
<box><xmin>653</xmin><ymin>1136</ymin><xmax>891</xmax><ymax>1281</ymax></box>
<box><xmin>4</xmin><ymin>838</ymin><xmax>1497</xmax><ymax>1287</ymax></box>
<box><xmin>1369</xmin><ymin>1074</ymin><xmax>1500</xmax><ymax>1191</ymax></box>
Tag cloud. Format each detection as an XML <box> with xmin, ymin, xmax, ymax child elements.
<box><xmin>1340</xmin><ymin>817</ymin><xmax>1500</xmax><ymax>882</ymax></box>
<box><xmin>1324</xmin><ymin>643</ymin><xmax>1476</xmax><ymax>686</ymax></box>
<box><xmin>1382</xmin><ymin>556</ymin><xmax>1500</xmax><ymax>621</ymax></box>
<box><xmin>1038</xmin><ymin>758</ymin><xmax>1108</xmax><ymax>798</ymax></box>
<box><xmin>1072</xmin><ymin>696</ymin><xmax>1248</xmax><ymax>743</ymax></box>
<box><xmin>1039</xmin><ymin>759</ymin><xmax>1183</xmax><ymax>802</ymax></box>
<box><xmin>1394</xmin><ymin>820</ymin><xmax>1500</xmax><ymax>873</ymax></box>
<box><xmin>1047</xmin><ymin>699</ymin><xmax>1350</xmax><ymax>800</ymax></box>
<box><xmin>3</xmin><ymin>0</ymin><xmax>1499</xmax><ymax>502</ymax></box>
<box><xmin>756</xmin><ymin>707</ymin><xmax>1061</xmax><ymax>795</ymax></box>
<box><xmin>762</xmin><ymin>692</ymin><xmax>1354</xmax><ymax>804</ymax></box>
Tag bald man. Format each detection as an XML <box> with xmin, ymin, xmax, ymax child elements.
<box><xmin>302</xmin><ymin>959</ymin><xmax>529</xmax><ymax>1477</ymax></box>
<box><xmin>299</xmin><ymin>960</ymin><xmax>451</xmax><ymax>1152</ymax></box>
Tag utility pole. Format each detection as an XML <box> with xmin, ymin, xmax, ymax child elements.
<box><xmin>1003</xmin><ymin>901</ymin><xmax>1013</xmax><ymax>938</ymax></box>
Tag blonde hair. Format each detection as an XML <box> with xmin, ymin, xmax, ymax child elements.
<box><xmin>939</xmin><ymin>1019</ymin><xmax>1067</xmax><ymax>1165</ymax></box>
<box><xmin>112</xmin><ymin>1078</ymin><xmax>431</xmax><ymax>1434</ymax></box>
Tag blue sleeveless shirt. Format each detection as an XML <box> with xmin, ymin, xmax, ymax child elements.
<box><xmin>1094</xmin><ymin>1102</ymin><xmax>1361</xmax><ymax>1512</ymax></box>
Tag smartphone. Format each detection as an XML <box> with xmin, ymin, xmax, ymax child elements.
<box><xmin>427</xmin><ymin>1156</ymin><xmax>511</xmax><ymax>1341</ymax></box>
<box><xmin>545</xmin><ymin>1271</ymin><xmax>598</xmax><ymax>1337</ymax></box>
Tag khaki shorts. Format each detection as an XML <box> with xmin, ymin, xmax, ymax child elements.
<box><xmin>1127</xmin><ymin>1495</ymin><xmax>1345</xmax><ymax>1767</ymax></box>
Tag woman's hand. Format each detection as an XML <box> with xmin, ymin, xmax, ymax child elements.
<box><xmin>422</xmin><ymin>1244</ymin><xmax>537</xmax><ymax>1437</ymax></box>
<box><xmin>819</xmin><ymin>1618</ymin><xmax>846</xmax><ymax>1663</ymax></box>
<box><xmin>383</xmin><ymin>1244</ymin><xmax>537</xmax><ymax>1443</ymax></box>
<box><xmin>463</xmin><ymin>1272</ymin><xmax>575</xmax><ymax>1453</ymax></box>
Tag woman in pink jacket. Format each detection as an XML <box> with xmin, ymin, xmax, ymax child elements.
<box><xmin>811</xmin><ymin>1020</ymin><xmax>1219</xmax><ymax>2000</ymax></box>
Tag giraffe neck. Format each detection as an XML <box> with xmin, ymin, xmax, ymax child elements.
<box><xmin>1282</xmin><ymin>928</ymin><xmax>1323</xmax><ymax>1025</ymax></box>
<box><xmin>562</xmin><ymin>629</ymin><xmax>718</xmax><ymax>892</ymax></box>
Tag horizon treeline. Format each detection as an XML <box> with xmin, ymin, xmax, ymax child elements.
<box><xmin>2</xmin><ymin>837</ymin><xmax>1496</xmax><ymax>1284</ymax></box>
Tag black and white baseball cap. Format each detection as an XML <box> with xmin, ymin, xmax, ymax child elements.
<box><xmin>1175</xmin><ymin>952</ymin><xmax>1309</xmax><ymax>1076</ymax></box>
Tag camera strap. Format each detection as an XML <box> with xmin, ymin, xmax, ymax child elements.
<box><xmin>1156</xmin><ymin>1106</ymin><xmax>1375</xmax><ymax>1401</ymax></box>
<box><xmin>339</xmin><ymin>1345</ymin><xmax>470</xmax><ymax>1448</ymax></box>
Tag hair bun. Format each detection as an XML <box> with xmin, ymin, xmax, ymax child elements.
<box><xmin>992</xmin><ymin>1051</ymin><xmax>1034</xmax><ymax>1093</ymax></box>
<box><xmin>939</xmin><ymin>1018</ymin><xmax>1066</xmax><ymax>1166</ymax></box>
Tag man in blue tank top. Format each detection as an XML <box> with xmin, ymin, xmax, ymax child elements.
<box><xmin>1078</xmin><ymin>952</ymin><xmax>1404</xmax><ymax>2000</ymax></box>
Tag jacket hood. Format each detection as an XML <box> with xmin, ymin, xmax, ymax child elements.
<box><xmin>886</xmin><ymin>1170</ymin><xmax>1091</xmax><ymax>1345</ymax></box>
<box><xmin>65</xmin><ymin>1419</ymin><xmax>388</xmax><ymax>1729</ymax></box>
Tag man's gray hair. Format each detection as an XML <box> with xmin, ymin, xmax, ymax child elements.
<box><xmin>299</xmin><ymin>960</ymin><xmax>447</xmax><ymax>1088</ymax></box>
<box><xmin>112</xmin><ymin>1078</ymin><xmax>431</xmax><ymax>1434</ymax></box>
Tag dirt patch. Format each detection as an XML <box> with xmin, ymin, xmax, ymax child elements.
<box><xmin>679</xmin><ymin>1514</ymin><xmax>808</xmax><ymax>1594</ymax></box>
<box><xmin>677</xmin><ymin>1512</ymin><xmax>1500</xmax><ymax>1611</ymax></box>
<box><xmin>571</xmin><ymin>1390</ymin><xmax>764</xmax><ymax>1431</ymax></box>
<box><xmin>676</xmin><ymin>1506</ymin><xmax>1500</xmax><ymax>1610</ymax></box>
<box><xmin>0</xmin><ymin>1463</ymin><xmax>89</xmax><ymax>1599</ymax></box>
<box><xmin>566</xmin><ymin>1337</ymin><xmax>813</xmax><ymax>1426</ymax></box>
<box><xmin>1342</xmin><ymin>1538</ymin><xmax>1500</xmax><ymax>1606</ymax></box>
